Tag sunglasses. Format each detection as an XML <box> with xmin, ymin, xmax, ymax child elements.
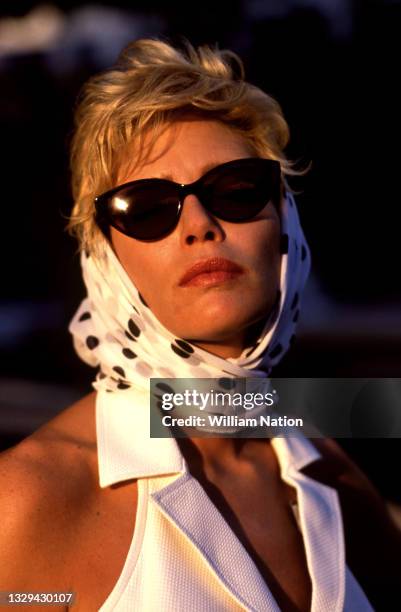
<box><xmin>94</xmin><ymin>157</ymin><xmax>281</xmax><ymax>242</ymax></box>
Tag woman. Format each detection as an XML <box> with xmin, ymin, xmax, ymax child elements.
<box><xmin>0</xmin><ymin>38</ymin><xmax>399</xmax><ymax>612</ymax></box>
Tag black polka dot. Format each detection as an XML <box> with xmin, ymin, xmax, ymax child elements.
<box><xmin>128</xmin><ymin>319</ymin><xmax>141</xmax><ymax>338</ymax></box>
<box><xmin>131</xmin><ymin>303</ymin><xmax>140</xmax><ymax>314</ymax></box>
<box><xmin>218</xmin><ymin>378</ymin><xmax>236</xmax><ymax>390</ymax></box>
<box><xmin>117</xmin><ymin>381</ymin><xmax>130</xmax><ymax>390</ymax></box>
<box><xmin>301</xmin><ymin>245</ymin><xmax>307</xmax><ymax>261</ymax></box>
<box><xmin>175</xmin><ymin>339</ymin><xmax>194</xmax><ymax>354</ymax></box>
<box><xmin>269</xmin><ymin>343</ymin><xmax>283</xmax><ymax>358</ymax></box>
<box><xmin>245</xmin><ymin>345</ymin><xmax>258</xmax><ymax>357</ymax></box>
<box><xmin>293</xmin><ymin>309</ymin><xmax>300</xmax><ymax>323</ymax></box>
<box><xmin>138</xmin><ymin>292</ymin><xmax>149</xmax><ymax>307</ymax></box>
<box><xmin>280</xmin><ymin>234</ymin><xmax>289</xmax><ymax>254</ymax></box>
<box><xmin>79</xmin><ymin>311</ymin><xmax>91</xmax><ymax>322</ymax></box>
<box><xmin>113</xmin><ymin>366</ymin><xmax>126</xmax><ymax>377</ymax></box>
<box><xmin>85</xmin><ymin>249</ymin><xmax>90</xmax><ymax>258</ymax></box>
<box><xmin>122</xmin><ymin>348</ymin><xmax>137</xmax><ymax>359</ymax></box>
<box><xmin>86</xmin><ymin>336</ymin><xmax>99</xmax><ymax>350</ymax></box>
<box><xmin>125</xmin><ymin>331</ymin><xmax>136</xmax><ymax>342</ymax></box>
<box><xmin>171</xmin><ymin>344</ymin><xmax>191</xmax><ymax>359</ymax></box>
<box><xmin>156</xmin><ymin>382</ymin><xmax>175</xmax><ymax>394</ymax></box>
<box><xmin>291</xmin><ymin>292</ymin><xmax>299</xmax><ymax>310</ymax></box>
<box><xmin>98</xmin><ymin>370</ymin><xmax>106</xmax><ymax>380</ymax></box>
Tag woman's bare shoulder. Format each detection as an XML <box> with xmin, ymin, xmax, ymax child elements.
<box><xmin>0</xmin><ymin>390</ymin><xmax>98</xmax><ymax>488</ymax></box>
<box><xmin>0</xmin><ymin>391</ymin><xmax>99</xmax><ymax>587</ymax></box>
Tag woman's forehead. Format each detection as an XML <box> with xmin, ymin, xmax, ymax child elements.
<box><xmin>116</xmin><ymin>118</ymin><xmax>255</xmax><ymax>184</ymax></box>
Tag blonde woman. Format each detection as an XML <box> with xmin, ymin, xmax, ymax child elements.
<box><xmin>0</xmin><ymin>38</ymin><xmax>399</xmax><ymax>611</ymax></box>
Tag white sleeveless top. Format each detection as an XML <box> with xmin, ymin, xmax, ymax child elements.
<box><xmin>96</xmin><ymin>389</ymin><xmax>374</xmax><ymax>612</ymax></box>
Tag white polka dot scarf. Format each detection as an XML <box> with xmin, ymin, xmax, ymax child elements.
<box><xmin>69</xmin><ymin>191</ymin><xmax>311</xmax><ymax>394</ymax></box>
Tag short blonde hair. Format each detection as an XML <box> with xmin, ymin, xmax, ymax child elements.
<box><xmin>67</xmin><ymin>37</ymin><xmax>305</xmax><ymax>258</ymax></box>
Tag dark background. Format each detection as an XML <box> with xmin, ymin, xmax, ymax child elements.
<box><xmin>0</xmin><ymin>1</ymin><xmax>400</xmax><ymax>504</ymax></box>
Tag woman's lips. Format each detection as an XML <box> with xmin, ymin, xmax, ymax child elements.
<box><xmin>178</xmin><ymin>257</ymin><xmax>244</xmax><ymax>287</ymax></box>
<box><xmin>181</xmin><ymin>269</ymin><xmax>243</xmax><ymax>287</ymax></box>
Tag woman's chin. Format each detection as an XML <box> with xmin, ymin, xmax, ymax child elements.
<box><xmin>178</xmin><ymin>321</ymin><xmax>250</xmax><ymax>350</ymax></box>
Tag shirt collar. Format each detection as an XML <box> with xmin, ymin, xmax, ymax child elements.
<box><xmin>96</xmin><ymin>388</ymin><xmax>322</xmax><ymax>488</ymax></box>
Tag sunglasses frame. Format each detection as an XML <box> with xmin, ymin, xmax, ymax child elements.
<box><xmin>94</xmin><ymin>157</ymin><xmax>281</xmax><ymax>242</ymax></box>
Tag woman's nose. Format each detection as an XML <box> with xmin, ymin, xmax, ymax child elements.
<box><xmin>178</xmin><ymin>194</ymin><xmax>225</xmax><ymax>245</ymax></box>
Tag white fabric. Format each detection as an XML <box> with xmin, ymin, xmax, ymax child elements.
<box><xmin>96</xmin><ymin>390</ymin><xmax>374</xmax><ymax>612</ymax></box>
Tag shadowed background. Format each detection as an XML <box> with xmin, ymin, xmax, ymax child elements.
<box><xmin>0</xmin><ymin>0</ymin><xmax>400</xmax><ymax>510</ymax></box>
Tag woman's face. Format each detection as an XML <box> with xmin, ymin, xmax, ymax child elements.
<box><xmin>111</xmin><ymin>118</ymin><xmax>281</xmax><ymax>358</ymax></box>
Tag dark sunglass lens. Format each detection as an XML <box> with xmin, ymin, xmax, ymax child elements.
<box><xmin>107</xmin><ymin>182</ymin><xmax>180</xmax><ymax>240</ymax></box>
<box><xmin>203</xmin><ymin>162</ymin><xmax>279</xmax><ymax>222</ymax></box>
